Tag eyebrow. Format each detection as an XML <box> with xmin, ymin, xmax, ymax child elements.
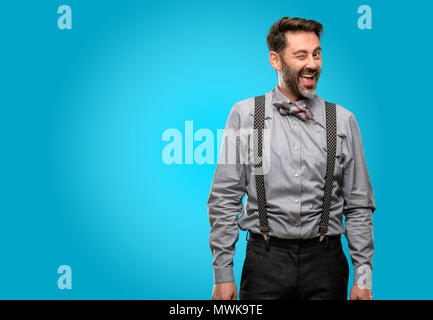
<box><xmin>292</xmin><ymin>46</ymin><xmax>322</xmax><ymax>55</ymax></box>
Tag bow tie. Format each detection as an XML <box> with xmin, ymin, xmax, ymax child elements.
<box><xmin>272</xmin><ymin>100</ymin><xmax>314</xmax><ymax>121</ymax></box>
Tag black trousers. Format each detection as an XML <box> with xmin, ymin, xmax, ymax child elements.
<box><xmin>239</xmin><ymin>232</ymin><xmax>349</xmax><ymax>300</ymax></box>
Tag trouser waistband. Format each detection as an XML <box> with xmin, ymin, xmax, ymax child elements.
<box><xmin>249</xmin><ymin>232</ymin><xmax>341</xmax><ymax>248</ymax></box>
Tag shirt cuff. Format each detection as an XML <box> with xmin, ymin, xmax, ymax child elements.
<box><xmin>353</xmin><ymin>265</ymin><xmax>372</xmax><ymax>288</ymax></box>
<box><xmin>213</xmin><ymin>268</ymin><xmax>235</xmax><ymax>284</ymax></box>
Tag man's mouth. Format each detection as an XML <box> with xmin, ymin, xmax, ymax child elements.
<box><xmin>299</xmin><ymin>72</ymin><xmax>316</xmax><ymax>86</ymax></box>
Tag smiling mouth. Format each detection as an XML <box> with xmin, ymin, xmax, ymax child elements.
<box><xmin>299</xmin><ymin>72</ymin><xmax>316</xmax><ymax>86</ymax></box>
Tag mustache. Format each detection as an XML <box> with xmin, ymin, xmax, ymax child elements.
<box><xmin>299</xmin><ymin>69</ymin><xmax>319</xmax><ymax>76</ymax></box>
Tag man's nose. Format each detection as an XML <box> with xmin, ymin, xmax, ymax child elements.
<box><xmin>305</xmin><ymin>55</ymin><xmax>318</xmax><ymax>69</ymax></box>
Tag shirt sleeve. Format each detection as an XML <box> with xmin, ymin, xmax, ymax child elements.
<box><xmin>342</xmin><ymin>112</ymin><xmax>376</xmax><ymax>288</ymax></box>
<box><xmin>207</xmin><ymin>103</ymin><xmax>247</xmax><ymax>284</ymax></box>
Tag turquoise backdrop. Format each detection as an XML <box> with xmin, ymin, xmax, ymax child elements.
<box><xmin>0</xmin><ymin>0</ymin><xmax>431</xmax><ymax>299</ymax></box>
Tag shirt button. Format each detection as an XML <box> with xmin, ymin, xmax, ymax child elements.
<box><xmin>294</xmin><ymin>173</ymin><xmax>299</xmax><ymax>177</ymax></box>
<box><xmin>294</xmin><ymin>199</ymin><xmax>299</xmax><ymax>203</ymax></box>
<box><xmin>295</xmin><ymin>222</ymin><xmax>300</xmax><ymax>227</ymax></box>
<box><xmin>294</xmin><ymin>145</ymin><xmax>299</xmax><ymax>150</ymax></box>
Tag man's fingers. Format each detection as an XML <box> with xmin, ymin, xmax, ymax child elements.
<box><xmin>350</xmin><ymin>286</ymin><xmax>373</xmax><ymax>300</ymax></box>
<box><xmin>212</xmin><ymin>291</ymin><xmax>235</xmax><ymax>300</ymax></box>
<box><xmin>231</xmin><ymin>290</ymin><xmax>238</xmax><ymax>300</ymax></box>
<box><xmin>212</xmin><ymin>282</ymin><xmax>237</xmax><ymax>300</ymax></box>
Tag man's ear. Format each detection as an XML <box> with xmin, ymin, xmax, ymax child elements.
<box><xmin>269</xmin><ymin>51</ymin><xmax>282</xmax><ymax>71</ymax></box>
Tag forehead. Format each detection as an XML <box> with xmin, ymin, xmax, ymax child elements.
<box><xmin>284</xmin><ymin>31</ymin><xmax>321</xmax><ymax>52</ymax></box>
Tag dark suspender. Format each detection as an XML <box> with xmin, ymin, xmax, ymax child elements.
<box><xmin>319</xmin><ymin>100</ymin><xmax>337</xmax><ymax>241</ymax></box>
<box><xmin>253</xmin><ymin>95</ymin><xmax>336</xmax><ymax>248</ymax></box>
<box><xmin>252</xmin><ymin>95</ymin><xmax>270</xmax><ymax>245</ymax></box>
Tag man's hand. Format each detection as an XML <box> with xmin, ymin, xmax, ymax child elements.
<box><xmin>212</xmin><ymin>282</ymin><xmax>238</xmax><ymax>300</ymax></box>
<box><xmin>350</xmin><ymin>285</ymin><xmax>373</xmax><ymax>300</ymax></box>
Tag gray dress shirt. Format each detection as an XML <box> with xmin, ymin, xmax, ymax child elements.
<box><xmin>207</xmin><ymin>87</ymin><xmax>376</xmax><ymax>288</ymax></box>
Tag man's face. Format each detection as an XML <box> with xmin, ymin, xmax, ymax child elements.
<box><xmin>279</xmin><ymin>31</ymin><xmax>322</xmax><ymax>99</ymax></box>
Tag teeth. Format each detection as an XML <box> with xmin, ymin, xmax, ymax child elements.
<box><xmin>300</xmin><ymin>74</ymin><xmax>315</xmax><ymax>78</ymax></box>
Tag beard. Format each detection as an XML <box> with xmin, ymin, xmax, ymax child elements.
<box><xmin>281</xmin><ymin>58</ymin><xmax>320</xmax><ymax>100</ymax></box>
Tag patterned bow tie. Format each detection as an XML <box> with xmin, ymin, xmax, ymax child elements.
<box><xmin>272</xmin><ymin>101</ymin><xmax>314</xmax><ymax>121</ymax></box>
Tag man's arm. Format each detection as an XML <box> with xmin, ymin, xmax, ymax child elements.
<box><xmin>342</xmin><ymin>113</ymin><xmax>376</xmax><ymax>299</ymax></box>
<box><xmin>207</xmin><ymin>103</ymin><xmax>247</xmax><ymax>298</ymax></box>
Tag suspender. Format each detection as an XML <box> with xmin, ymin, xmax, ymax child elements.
<box><xmin>253</xmin><ymin>95</ymin><xmax>336</xmax><ymax>247</ymax></box>
<box><xmin>319</xmin><ymin>100</ymin><xmax>337</xmax><ymax>241</ymax></box>
<box><xmin>252</xmin><ymin>95</ymin><xmax>270</xmax><ymax>243</ymax></box>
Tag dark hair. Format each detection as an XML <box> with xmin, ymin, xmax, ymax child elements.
<box><xmin>266</xmin><ymin>17</ymin><xmax>324</xmax><ymax>54</ymax></box>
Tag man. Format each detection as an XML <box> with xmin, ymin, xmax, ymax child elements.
<box><xmin>207</xmin><ymin>17</ymin><xmax>375</xmax><ymax>300</ymax></box>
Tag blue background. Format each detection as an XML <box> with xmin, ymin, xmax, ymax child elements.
<box><xmin>0</xmin><ymin>0</ymin><xmax>431</xmax><ymax>299</ymax></box>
